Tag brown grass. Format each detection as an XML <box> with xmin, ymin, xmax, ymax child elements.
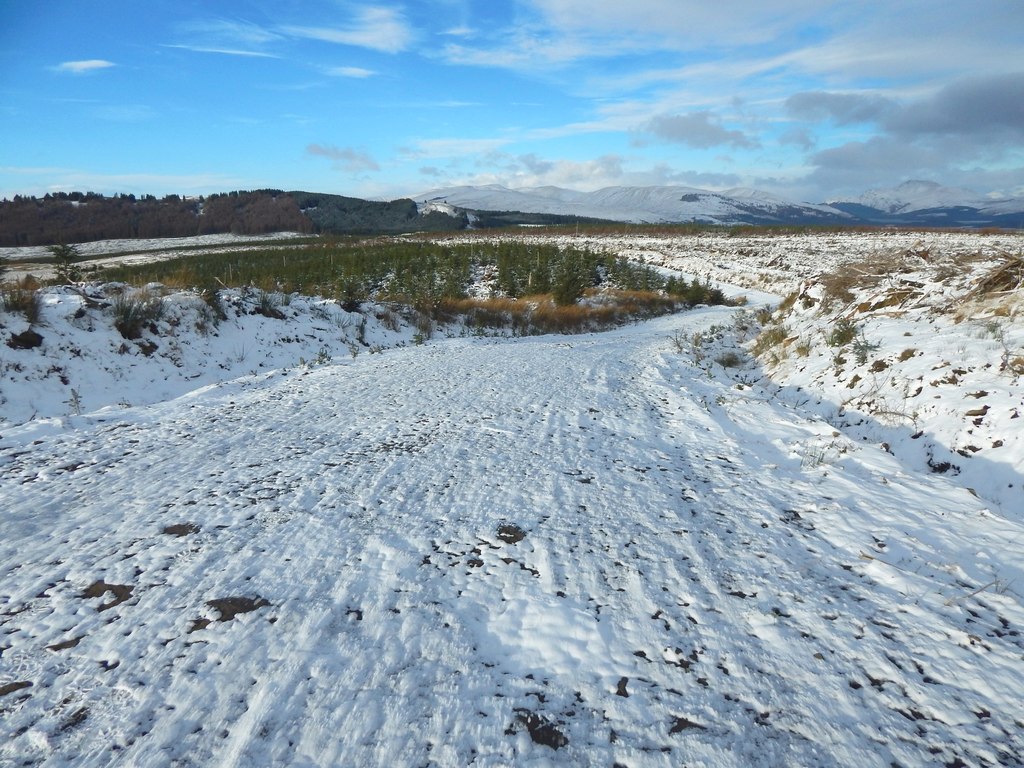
<box><xmin>966</xmin><ymin>254</ymin><xmax>1023</xmax><ymax>300</ymax></box>
<box><xmin>436</xmin><ymin>290</ymin><xmax>679</xmax><ymax>335</ymax></box>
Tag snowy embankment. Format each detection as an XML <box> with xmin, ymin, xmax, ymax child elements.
<box><xmin>0</xmin><ymin>286</ymin><xmax>421</xmax><ymax>428</ymax></box>
<box><xmin>1</xmin><ymin>232</ymin><xmax>1023</xmax><ymax>766</ymax></box>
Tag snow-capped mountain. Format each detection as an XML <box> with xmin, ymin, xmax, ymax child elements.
<box><xmin>415</xmin><ymin>184</ymin><xmax>852</xmax><ymax>226</ymax></box>
<box><xmin>828</xmin><ymin>180</ymin><xmax>1024</xmax><ymax>224</ymax></box>
<box><xmin>416</xmin><ymin>182</ymin><xmax>1024</xmax><ymax>228</ymax></box>
<box><xmin>833</xmin><ymin>180</ymin><xmax>984</xmax><ymax>214</ymax></box>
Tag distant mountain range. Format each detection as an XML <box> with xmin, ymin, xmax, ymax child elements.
<box><xmin>415</xmin><ymin>180</ymin><xmax>1024</xmax><ymax>229</ymax></box>
<box><xmin>3</xmin><ymin>181</ymin><xmax>1021</xmax><ymax>247</ymax></box>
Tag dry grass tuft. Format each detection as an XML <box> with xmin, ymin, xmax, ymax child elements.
<box><xmin>436</xmin><ymin>290</ymin><xmax>680</xmax><ymax>335</ymax></box>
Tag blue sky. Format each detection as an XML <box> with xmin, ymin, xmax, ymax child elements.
<box><xmin>2</xmin><ymin>0</ymin><xmax>1022</xmax><ymax>202</ymax></box>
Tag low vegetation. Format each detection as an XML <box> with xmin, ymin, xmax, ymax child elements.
<box><xmin>91</xmin><ymin>237</ymin><xmax>734</xmax><ymax>335</ymax></box>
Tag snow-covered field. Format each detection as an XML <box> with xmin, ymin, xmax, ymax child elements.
<box><xmin>1</xmin><ymin>231</ymin><xmax>1023</xmax><ymax>766</ymax></box>
<box><xmin>0</xmin><ymin>232</ymin><xmax>310</xmax><ymax>283</ymax></box>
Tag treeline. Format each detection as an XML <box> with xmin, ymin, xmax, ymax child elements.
<box><xmin>0</xmin><ymin>189</ymin><xmax>651</xmax><ymax>248</ymax></box>
<box><xmin>0</xmin><ymin>190</ymin><xmax>313</xmax><ymax>247</ymax></box>
<box><xmin>292</xmin><ymin>192</ymin><xmax>467</xmax><ymax>235</ymax></box>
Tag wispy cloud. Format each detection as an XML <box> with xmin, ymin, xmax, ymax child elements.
<box><xmin>402</xmin><ymin>137</ymin><xmax>511</xmax><ymax>159</ymax></box>
<box><xmin>183</xmin><ymin>19</ymin><xmax>282</xmax><ymax>46</ymax></box>
<box><xmin>325</xmin><ymin>66</ymin><xmax>377</xmax><ymax>79</ymax></box>
<box><xmin>283</xmin><ymin>8</ymin><xmax>413</xmax><ymax>54</ymax></box>
<box><xmin>91</xmin><ymin>104</ymin><xmax>156</xmax><ymax>122</ymax></box>
<box><xmin>0</xmin><ymin>167</ymin><xmax>245</xmax><ymax>197</ymax></box>
<box><xmin>170</xmin><ymin>18</ymin><xmax>283</xmax><ymax>58</ymax></box>
<box><xmin>53</xmin><ymin>60</ymin><xmax>116</xmax><ymax>75</ymax></box>
<box><xmin>307</xmin><ymin>144</ymin><xmax>380</xmax><ymax>173</ymax></box>
<box><xmin>163</xmin><ymin>44</ymin><xmax>281</xmax><ymax>59</ymax></box>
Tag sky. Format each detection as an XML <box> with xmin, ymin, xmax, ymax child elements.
<box><xmin>1</xmin><ymin>0</ymin><xmax>1023</xmax><ymax>203</ymax></box>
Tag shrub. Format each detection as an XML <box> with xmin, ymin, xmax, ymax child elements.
<box><xmin>777</xmin><ymin>291</ymin><xmax>798</xmax><ymax>314</ymax></box>
<box><xmin>851</xmin><ymin>334</ymin><xmax>881</xmax><ymax>365</ymax></box>
<box><xmin>111</xmin><ymin>292</ymin><xmax>164</xmax><ymax>339</ymax></box>
<box><xmin>338</xmin><ymin>278</ymin><xmax>368</xmax><ymax>312</ymax></box>
<box><xmin>49</xmin><ymin>243</ymin><xmax>83</xmax><ymax>284</ymax></box>
<box><xmin>254</xmin><ymin>289</ymin><xmax>285</xmax><ymax>319</ymax></box>
<box><xmin>200</xmin><ymin>284</ymin><xmax>227</xmax><ymax>322</ymax></box>
<box><xmin>1</xmin><ymin>287</ymin><xmax>44</xmax><ymax>324</ymax></box>
<box><xmin>752</xmin><ymin>325</ymin><xmax>788</xmax><ymax>356</ymax></box>
<box><xmin>827</xmin><ymin>317</ymin><xmax>857</xmax><ymax>348</ymax></box>
<box><xmin>666</xmin><ymin>277</ymin><xmax>728</xmax><ymax>307</ymax></box>
<box><xmin>715</xmin><ymin>351</ymin><xmax>744</xmax><ymax>368</ymax></box>
<box><xmin>551</xmin><ymin>257</ymin><xmax>589</xmax><ymax>306</ymax></box>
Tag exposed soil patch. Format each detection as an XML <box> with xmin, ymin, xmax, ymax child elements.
<box><xmin>616</xmin><ymin>677</ymin><xmax>630</xmax><ymax>697</ymax></box>
<box><xmin>669</xmin><ymin>715</ymin><xmax>706</xmax><ymax>734</ymax></box>
<box><xmin>206</xmin><ymin>596</ymin><xmax>270</xmax><ymax>622</ymax></box>
<box><xmin>162</xmin><ymin>523</ymin><xmax>200</xmax><ymax>536</ymax></box>
<box><xmin>7</xmin><ymin>329</ymin><xmax>44</xmax><ymax>350</ymax></box>
<box><xmin>58</xmin><ymin>707</ymin><xmax>88</xmax><ymax>732</ymax></box>
<box><xmin>496</xmin><ymin>524</ymin><xmax>527</xmax><ymax>544</ymax></box>
<box><xmin>509</xmin><ymin>710</ymin><xmax>568</xmax><ymax>750</ymax></box>
<box><xmin>0</xmin><ymin>681</ymin><xmax>33</xmax><ymax>698</ymax></box>
<box><xmin>46</xmin><ymin>636</ymin><xmax>84</xmax><ymax>652</ymax></box>
<box><xmin>81</xmin><ymin>581</ymin><xmax>134</xmax><ymax>611</ymax></box>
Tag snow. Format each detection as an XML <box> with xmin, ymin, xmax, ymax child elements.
<box><xmin>2</xmin><ymin>230</ymin><xmax>1023</xmax><ymax>766</ymax></box>
<box><xmin>850</xmin><ymin>180</ymin><xmax>984</xmax><ymax>213</ymax></box>
<box><xmin>415</xmin><ymin>184</ymin><xmax>851</xmax><ymax>225</ymax></box>
<box><xmin>419</xmin><ymin>182</ymin><xmax>1024</xmax><ymax>224</ymax></box>
<box><xmin>0</xmin><ymin>232</ymin><xmax>310</xmax><ymax>283</ymax></box>
<box><xmin>828</xmin><ymin>179</ymin><xmax>1024</xmax><ymax>216</ymax></box>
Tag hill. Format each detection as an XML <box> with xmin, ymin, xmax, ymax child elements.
<box><xmin>418</xmin><ymin>182</ymin><xmax>1024</xmax><ymax>229</ymax></box>
<box><xmin>0</xmin><ymin>190</ymin><xmax>468</xmax><ymax>247</ymax></box>
<box><xmin>3</xmin><ymin>181</ymin><xmax>1022</xmax><ymax>249</ymax></box>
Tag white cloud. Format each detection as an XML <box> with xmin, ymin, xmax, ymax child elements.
<box><xmin>53</xmin><ymin>60</ymin><xmax>116</xmax><ymax>74</ymax></box>
<box><xmin>413</xmin><ymin>150</ymin><xmax>746</xmax><ymax>194</ymax></box>
<box><xmin>325</xmin><ymin>66</ymin><xmax>377</xmax><ymax>79</ymax></box>
<box><xmin>402</xmin><ymin>137</ymin><xmax>511</xmax><ymax>159</ymax></box>
<box><xmin>179</xmin><ymin>19</ymin><xmax>283</xmax><ymax>46</ymax></box>
<box><xmin>283</xmin><ymin>8</ymin><xmax>413</xmax><ymax>54</ymax></box>
<box><xmin>527</xmin><ymin>0</ymin><xmax>825</xmax><ymax>48</ymax></box>
<box><xmin>0</xmin><ymin>168</ymin><xmax>246</xmax><ymax>198</ymax></box>
<box><xmin>163</xmin><ymin>44</ymin><xmax>280</xmax><ymax>58</ymax></box>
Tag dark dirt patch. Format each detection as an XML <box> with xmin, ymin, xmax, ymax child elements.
<box><xmin>616</xmin><ymin>677</ymin><xmax>630</xmax><ymax>697</ymax></box>
<box><xmin>510</xmin><ymin>710</ymin><xmax>569</xmax><ymax>750</ymax></box>
<box><xmin>7</xmin><ymin>329</ymin><xmax>44</xmax><ymax>350</ymax></box>
<box><xmin>81</xmin><ymin>581</ymin><xmax>134</xmax><ymax>612</ymax></box>
<box><xmin>927</xmin><ymin>457</ymin><xmax>959</xmax><ymax>475</ymax></box>
<box><xmin>162</xmin><ymin>523</ymin><xmax>200</xmax><ymax>536</ymax></box>
<box><xmin>47</xmin><ymin>635</ymin><xmax>84</xmax><ymax>651</ymax></box>
<box><xmin>206</xmin><ymin>596</ymin><xmax>270</xmax><ymax>622</ymax></box>
<box><xmin>497</xmin><ymin>524</ymin><xmax>527</xmax><ymax>544</ymax></box>
<box><xmin>59</xmin><ymin>707</ymin><xmax>88</xmax><ymax>731</ymax></box>
<box><xmin>0</xmin><ymin>681</ymin><xmax>33</xmax><ymax>697</ymax></box>
<box><xmin>669</xmin><ymin>715</ymin><xmax>706</xmax><ymax>734</ymax></box>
